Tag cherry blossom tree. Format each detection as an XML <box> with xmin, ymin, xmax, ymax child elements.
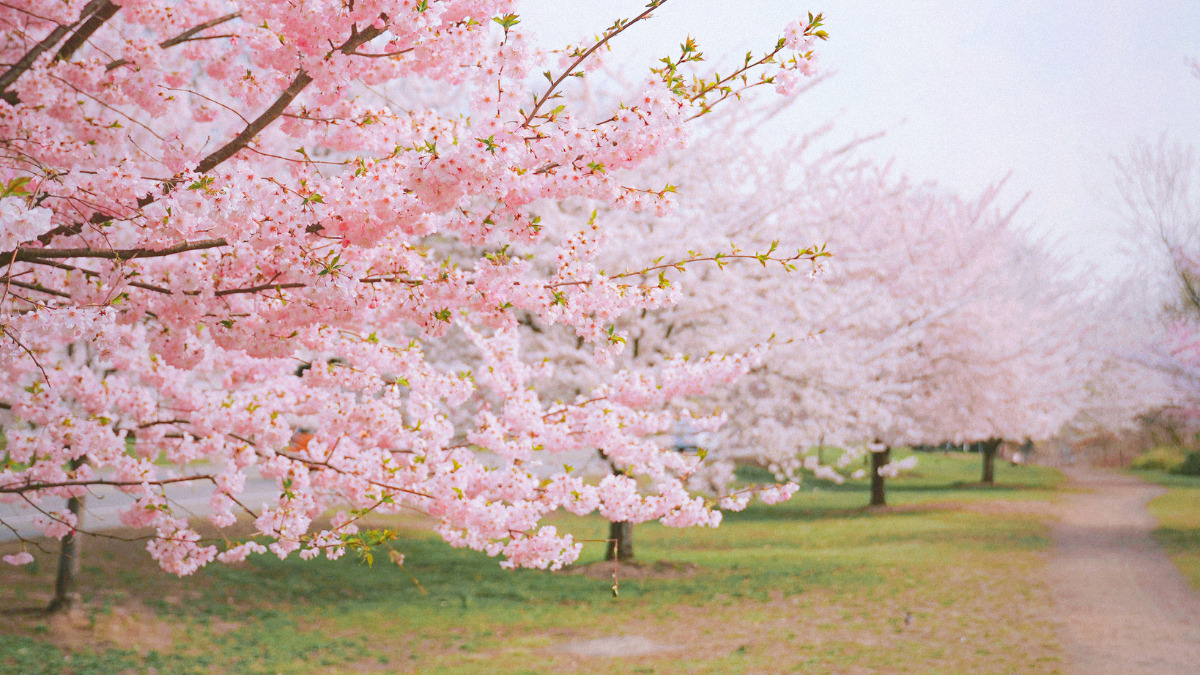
<box><xmin>509</xmin><ymin>92</ymin><xmax>840</xmax><ymax>557</ymax></box>
<box><xmin>908</xmin><ymin>229</ymin><xmax>1097</xmax><ymax>485</ymax></box>
<box><xmin>1113</xmin><ymin>136</ymin><xmax>1200</xmax><ymax>423</ymax></box>
<box><xmin>695</xmin><ymin>166</ymin><xmax>1021</xmax><ymax>504</ymax></box>
<box><xmin>614</xmin><ymin>151</ymin><xmax>1100</xmax><ymax>504</ymax></box>
<box><xmin>1058</xmin><ymin>278</ymin><xmax>1179</xmax><ymax>452</ymax></box>
<box><xmin>0</xmin><ymin>0</ymin><xmax>831</xmax><ymax>596</ymax></box>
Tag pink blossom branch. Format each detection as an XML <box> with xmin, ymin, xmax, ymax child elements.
<box><xmin>521</xmin><ymin>1</ymin><xmax>667</xmax><ymax>126</ymax></box>
<box><xmin>192</xmin><ymin>22</ymin><xmax>386</xmax><ymax>174</ymax></box>
<box><xmin>0</xmin><ymin>474</ymin><xmax>216</xmax><ymax>495</ymax></box>
<box><xmin>1</xmin><ymin>238</ymin><xmax>228</xmax><ymax>267</ymax></box>
<box><xmin>106</xmin><ymin>12</ymin><xmax>242</xmax><ymax>71</ymax></box>
<box><xmin>0</xmin><ymin>0</ymin><xmax>108</xmax><ymax>97</ymax></box>
<box><xmin>51</xmin><ymin>0</ymin><xmax>119</xmax><ymax>63</ymax></box>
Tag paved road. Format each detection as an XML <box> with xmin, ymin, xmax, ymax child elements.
<box><xmin>1047</xmin><ymin>467</ymin><xmax>1200</xmax><ymax>674</ymax></box>
<box><xmin>0</xmin><ymin>475</ymin><xmax>280</xmax><ymax>542</ymax></box>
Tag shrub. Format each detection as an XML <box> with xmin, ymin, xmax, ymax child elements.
<box><xmin>1132</xmin><ymin>446</ymin><xmax>1187</xmax><ymax>472</ymax></box>
<box><xmin>1174</xmin><ymin>451</ymin><xmax>1200</xmax><ymax>476</ymax></box>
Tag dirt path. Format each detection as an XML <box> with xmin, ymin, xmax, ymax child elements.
<box><xmin>1047</xmin><ymin>466</ymin><xmax>1200</xmax><ymax>673</ymax></box>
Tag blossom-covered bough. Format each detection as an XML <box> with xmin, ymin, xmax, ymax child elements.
<box><xmin>0</xmin><ymin>0</ymin><xmax>828</xmax><ymax>581</ymax></box>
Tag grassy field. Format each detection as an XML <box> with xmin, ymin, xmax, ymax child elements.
<box><xmin>1133</xmin><ymin>469</ymin><xmax>1200</xmax><ymax>588</ymax></box>
<box><xmin>1</xmin><ymin>451</ymin><xmax>1064</xmax><ymax>674</ymax></box>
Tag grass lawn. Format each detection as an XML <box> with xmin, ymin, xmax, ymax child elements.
<box><xmin>1132</xmin><ymin>469</ymin><xmax>1200</xmax><ymax>588</ymax></box>
<box><xmin>1</xmin><ymin>452</ymin><xmax>1064</xmax><ymax>674</ymax></box>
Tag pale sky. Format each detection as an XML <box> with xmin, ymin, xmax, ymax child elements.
<box><xmin>521</xmin><ymin>1</ymin><xmax>1200</xmax><ymax>276</ymax></box>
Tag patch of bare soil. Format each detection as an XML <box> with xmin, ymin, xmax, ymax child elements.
<box><xmin>44</xmin><ymin>601</ymin><xmax>176</xmax><ymax>653</ymax></box>
<box><xmin>552</xmin><ymin>634</ymin><xmax>683</xmax><ymax>658</ymax></box>
<box><xmin>560</xmin><ymin>559</ymin><xmax>699</xmax><ymax>581</ymax></box>
<box><xmin>1047</xmin><ymin>467</ymin><xmax>1200</xmax><ymax>674</ymax></box>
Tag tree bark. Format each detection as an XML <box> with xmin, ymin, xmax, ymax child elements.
<box><xmin>869</xmin><ymin>446</ymin><xmax>890</xmax><ymax>507</ymax></box>
<box><xmin>52</xmin><ymin>1</ymin><xmax>120</xmax><ymax>64</ymax></box>
<box><xmin>605</xmin><ymin>520</ymin><xmax>634</xmax><ymax>562</ymax></box>
<box><xmin>47</xmin><ymin>483</ymin><xmax>86</xmax><ymax>613</ymax></box>
<box><xmin>980</xmin><ymin>438</ymin><xmax>1001</xmax><ymax>485</ymax></box>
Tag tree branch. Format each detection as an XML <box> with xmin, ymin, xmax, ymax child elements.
<box><xmin>31</xmin><ymin>19</ymin><xmax>384</xmax><ymax>251</ymax></box>
<box><xmin>214</xmin><ymin>282</ymin><xmax>306</xmax><ymax>297</ymax></box>
<box><xmin>193</xmin><ymin>22</ymin><xmax>385</xmax><ymax>175</ymax></box>
<box><xmin>0</xmin><ymin>0</ymin><xmax>107</xmax><ymax>99</ymax></box>
<box><xmin>1</xmin><ymin>238</ymin><xmax>228</xmax><ymax>266</ymax></box>
<box><xmin>161</xmin><ymin>12</ymin><xmax>242</xmax><ymax>49</ymax></box>
<box><xmin>51</xmin><ymin>0</ymin><xmax>119</xmax><ymax>63</ymax></box>
<box><xmin>5</xmin><ymin>279</ymin><xmax>69</xmax><ymax>298</ymax></box>
<box><xmin>0</xmin><ymin>474</ymin><xmax>216</xmax><ymax>494</ymax></box>
<box><xmin>106</xmin><ymin>12</ymin><xmax>243</xmax><ymax>71</ymax></box>
<box><xmin>522</xmin><ymin>1</ymin><xmax>665</xmax><ymax>127</ymax></box>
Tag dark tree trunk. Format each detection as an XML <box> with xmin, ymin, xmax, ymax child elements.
<box><xmin>869</xmin><ymin>446</ymin><xmax>890</xmax><ymax>507</ymax></box>
<box><xmin>605</xmin><ymin>520</ymin><xmax>634</xmax><ymax>562</ymax></box>
<box><xmin>47</xmin><ymin>488</ymin><xmax>85</xmax><ymax>613</ymax></box>
<box><xmin>980</xmin><ymin>438</ymin><xmax>1001</xmax><ymax>485</ymax></box>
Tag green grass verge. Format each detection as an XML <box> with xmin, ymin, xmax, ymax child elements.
<box><xmin>1133</xmin><ymin>469</ymin><xmax>1200</xmax><ymax>588</ymax></box>
<box><xmin>1</xmin><ymin>452</ymin><xmax>1063</xmax><ymax>674</ymax></box>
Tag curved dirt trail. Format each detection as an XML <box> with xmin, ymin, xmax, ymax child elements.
<box><xmin>1048</xmin><ymin>466</ymin><xmax>1200</xmax><ymax>674</ymax></box>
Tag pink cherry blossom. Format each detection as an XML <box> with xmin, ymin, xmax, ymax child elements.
<box><xmin>0</xmin><ymin>1</ymin><xmax>824</xmax><ymax>574</ymax></box>
<box><xmin>3</xmin><ymin>551</ymin><xmax>34</xmax><ymax>566</ymax></box>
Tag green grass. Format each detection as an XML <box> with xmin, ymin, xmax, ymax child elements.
<box><xmin>1</xmin><ymin>453</ymin><xmax>1064</xmax><ymax>674</ymax></box>
<box><xmin>1133</xmin><ymin>469</ymin><xmax>1200</xmax><ymax>588</ymax></box>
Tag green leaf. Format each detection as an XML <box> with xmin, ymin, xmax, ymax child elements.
<box><xmin>2</xmin><ymin>176</ymin><xmax>31</xmax><ymax>198</ymax></box>
<box><xmin>493</xmin><ymin>14</ymin><xmax>520</xmax><ymax>29</ymax></box>
<box><xmin>187</xmin><ymin>176</ymin><xmax>215</xmax><ymax>191</ymax></box>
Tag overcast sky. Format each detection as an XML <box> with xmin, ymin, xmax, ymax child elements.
<box><xmin>521</xmin><ymin>1</ymin><xmax>1200</xmax><ymax>276</ymax></box>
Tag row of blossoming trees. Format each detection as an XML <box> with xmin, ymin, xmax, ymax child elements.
<box><xmin>0</xmin><ymin>0</ymin><xmax>1170</xmax><ymax>593</ymax></box>
<box><xmin>523</xmin><ymin>95</ymin><xmax>1166</xmax><ymax>533</ymax></box>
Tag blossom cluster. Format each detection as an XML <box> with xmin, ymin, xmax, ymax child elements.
<box><xmin>0</xmin><ymin>1</ymin><xmax>823</xmax><ymax>572</ymax></box>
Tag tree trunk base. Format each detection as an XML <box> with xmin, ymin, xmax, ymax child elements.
<box><xmin>870</xmin><ymin>447</ymin><xmax>890</xmax><ymax>507</ymax></box>
<box><xmin>46</xmin><ymin>592</ymin><xmax>82</xmax><ymax>615</ymax></box>
<box><xmin>981</xmin><ymin>438</ymin><xmax>1001</xmax><ymax>486</ymax></box>
<box><xmin>605</xmin><ymin>520</ymin><xmax>634</xmax><ymax>562</ymax></box>
<box><xmin>47</xmin><ymin>489</ymin><xmax>85</xmax><ymax>614</ymax></box>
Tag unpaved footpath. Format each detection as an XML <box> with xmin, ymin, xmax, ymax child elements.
<box><xmin>1047</xmin><ymin>466</ymin><xmax>1200</xmax><ymax>673</ymax></box>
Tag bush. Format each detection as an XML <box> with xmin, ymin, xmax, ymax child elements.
<box><xmin>1132</xmin><ymin>446</ymin><xmax>1187</xmax><ymax>472</ymax></box>
<box><xmin>1174</xmin><ymin>451</ymin><xmax>1200</xmax><ymax>476</ymax></box>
